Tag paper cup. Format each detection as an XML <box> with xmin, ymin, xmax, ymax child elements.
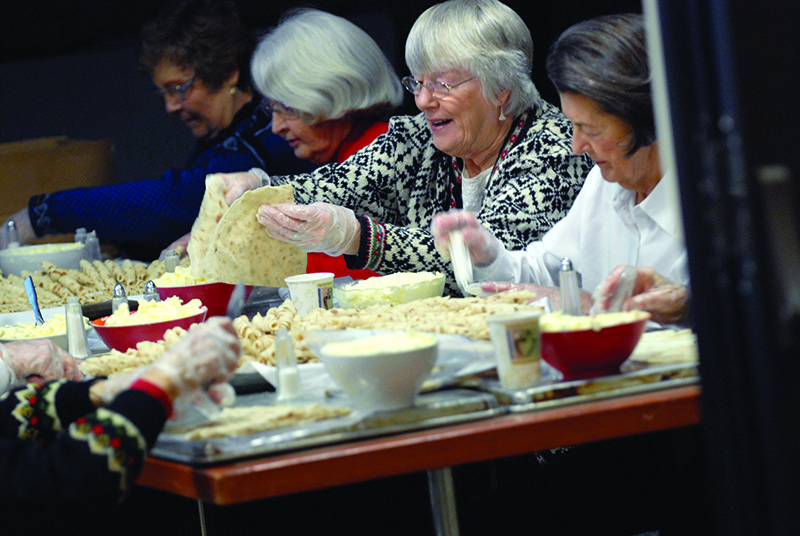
<box><xmin>285</xmin><ymin>272</ymin><xmax>334</xmax><ymax>316</ymax></box>
<box><xmin>487</xmin><ymin>310</ymin><xmax>543</xmax><ymax>390</ymax></box>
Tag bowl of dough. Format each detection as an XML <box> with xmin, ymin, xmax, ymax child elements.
<box><xmin>152</xmin><ymin>266</ymin><xmax>252</xmax><ymax>317</ymax></box>
<box><xmin>539</xmin><ymin>310</ymin><xmax>651</xmax><ymax>380</ymax></box>
<box><xmin>0</xmin><ymin>242</ymin><xmax>87</xmax><ymax>277</ymax></box>
<box><xmin>307</xmin><ymin>329</ymin><xmax>438</xmax><ymax>412</ymax></box>
<box><xmin>0</xmin><ymin>313</ymin><xmax>91</xmax><ymax>351</ymax></box>
<box><xmin>91</xmin><ymin>296</ymin><xmax>207</xmax><ymax>352</ymax></box>
<box><xmin>333</xmin><ymin>272</ymin><xmax>445</xmax><ymax>309</ymax></box>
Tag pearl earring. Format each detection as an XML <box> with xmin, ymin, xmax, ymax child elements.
<box><xmin>499</xmin><ymin>109</ymin><xmax>506</xmax><ymax>121</ymax></box>
<box><xmin>230</xmin><ymin>87</ymin><xmax>236</xmax><ymax>96</ymax></box>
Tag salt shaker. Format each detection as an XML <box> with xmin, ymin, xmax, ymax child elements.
<box><xmin>74</xmin><ymin>227</ymin><xmax>87</xmax><ymax>244</ymax></box>
<box><xmin>4</xmin><ymin>220</ymin><xmax>20</xmax><ymax>249</ymax></box>
<box><xmin>143</xmin><ymin>280</ymin><xmax>160</xmax><ymax>302</ymax></box>
<box><xmin>85</xmin><ymin>231</ymin><xmax>101</xmax><ymax>261</ymax></box>
<box><xmin>275</xmin><ymin>328</ymin><xmax>302</xmax><ymax>401</ymax></box>
<box><xmin>111</xmin><ymin>284</ymin><xmax>128</xmax><ymax>313</ymax></box>
<box><xmin>65</xmin><ymin>296</ymin><xmax>91</xmax><ymax>358</ymax></box>
<box><xmin>559</xmin><ymin>257</ymin><xmax>583</xmax><ymax>316</ymax></box>
<box><xmin>164</xmin><ymin>250</ymin><xmax>179</xmax><ymax>273</ymax></box>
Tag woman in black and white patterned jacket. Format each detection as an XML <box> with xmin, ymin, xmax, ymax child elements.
<box><xmin>221</xmin><ymin>0</ymin><xmax>592</xmax><ymax>296</ymax></box>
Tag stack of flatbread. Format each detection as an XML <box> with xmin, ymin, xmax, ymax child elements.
<box><xmin>188</xmin><ymin>174</ymin><xmax>306</xmax><ymax>286</ymax></box>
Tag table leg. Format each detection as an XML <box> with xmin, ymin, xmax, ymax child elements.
<box><xmin>197</xmin><ymin>499</ymin><xmax>209</xmax><ymax>536</ymax></box>
<box><xmin>427</xmin><ymin>467</ymin><xmax>460</xmax><ymax>536</ymax></box>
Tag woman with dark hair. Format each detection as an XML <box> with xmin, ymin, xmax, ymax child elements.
<box><xmin>0</xmin><ymin>0</ymin><xmax>312</xmax><ymax>260</ymax></box>
<box><xmin>433</xmin><ymin>13</ymin><xmax>690</xmax><ymax>324</ymax></box>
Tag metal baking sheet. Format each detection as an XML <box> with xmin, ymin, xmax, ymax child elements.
<box><xmin>150</xmin><ymin>388</ymin><xmax>504</xmax><ymax>466</ymax></box>
<box><xmin>475</xmin><ymin>361</ymin><xmax>699</xmax><ymax>413</ymax></box>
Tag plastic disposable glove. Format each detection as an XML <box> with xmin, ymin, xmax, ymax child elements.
<box><xmin>148</xmin><ymin>317</ymin><xmax>241</xmax><ymax>396</ymax></box>
<box><xmin>431</xmin><ymin>210</ymin><xmax>503</xmax><ymax>266</ymax></box>
<box><xmin>159</xmin><ymin>233</ymin><xmax>191</xmax><ymax>260</ymax></box>
<box><xmin>594</xmin><ymin>266</ymin><xmax>691</xmax><ymax>325</ymax></box>
<box><xmin>219</xmin><ymin>169</ymin><xmax>268</xmax><ymax>205</ymax></box>
<box><xmin>1</xmin><ymin>209</ymin><xmax>35</xmax><ymax>249</ymax></box>
<box><xmin>257</xmin><ymin>202</ymin><xmax>360</xmax><ymax>256</ymax></box>
<box><xmin>0</xmin><ymin>339</ymin><xmax>84</xmax><ymax>388</ymax></box>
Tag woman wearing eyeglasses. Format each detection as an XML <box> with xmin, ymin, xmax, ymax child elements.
<box><xmin>0</xmin><ymin>0</ymin><xmax>313</xmax><ymax>259</ymax></box>
<box><xmin>248</xmin><ymin>8</ymin><xmax>404</xmax><ymax>280</ymax></box>
<box><xmin>220</xmin><ymin>0</ymin><xmax>592</xmax><ymax>296</ymax></box>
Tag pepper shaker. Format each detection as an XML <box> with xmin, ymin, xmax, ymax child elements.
<box><xmin>164</xmin><ymin>250</ymin><xmax>179</xmax><ymax>273</ymax></box>
<box><xmin>66</xmin><ymin>296</ymin><xmax>91</xmax><ymax>358</ymax></box>
<box><xmin>4</xmin><ymin>220</ymin><xmax>20</xmax><ymax>249</ymax></box>
<box><xmin>143</xmin><ymin>280</ymin><xmax>160</xmax><ymax>302</ymax></box>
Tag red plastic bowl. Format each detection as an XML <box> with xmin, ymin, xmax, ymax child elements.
<box><xmin>156</xmin><ymin>282</ymin><xmax>253</xmax><ymax>317</ymax></box>
<box><xmin>91</xmin><ymin>308</ymin><xmax>207</xmax><ymax>352</ymax></box>
<box><xmin>540</xmin><ymin>317</ymin><xmax>649</xmax><ymax>380</ymax></box>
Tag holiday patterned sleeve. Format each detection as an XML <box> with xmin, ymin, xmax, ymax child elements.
<box><xmin>0</xmin><ymin>380</ymin><xmax>167</xmax><ymax>509</ymax></box>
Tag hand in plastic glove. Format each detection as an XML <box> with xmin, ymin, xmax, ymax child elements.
<box><xmin>149</xmin><ymin>317</ymin><xmax>241</xmax><ymax>395</ymax></box>
<box><xmin>431</xmin><ymin>210</ymin><xmax>503</xmax><ymax>266</ymax></box>
<box><xmin>159</xmin><ymin>233</ymin><xmax>191</xmax><ymax>260</ymax></box>
<box><xmin>218</xmin><ymin>170</ymin><xmax>266</xmax><ymax>205</ymax></box>
<box><xmin>595</xmin><ymin>266</ymin><xmax>691</xmax><ymax>325</ymax></box>
<box><xmin>0</xmin><ymin>339</ymin><xmax>84</xmax><ymax>388</ymax></box>
<box><xmin>257</xmin><ymin>202</ymin><xmax>360</xmax><ymax>256</ymax></box>
<box><xmin>1</xmin><ymin>209</ymin><xmax>36</xmax><ymax>249</ymax></box>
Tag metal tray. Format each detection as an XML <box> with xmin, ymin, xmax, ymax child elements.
<box><xmin>151</xmin><ymin>388</ymin><xmax>504</xmax><ymax>466</ymax></box>
<box><xmin>475</xmin><ymin>361</ymin><xmax>699</xmax><ymax>413</ymax></box>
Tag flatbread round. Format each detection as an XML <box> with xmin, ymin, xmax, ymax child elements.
<box><xmin>188</xmin><ymin>174</ymin><xmax>229</xmax><ymax>278</ymax></box>
<box><xmin>204</xmin><ymin>185</ymin><xmax>307</xmax><ymax>286</ymax></box>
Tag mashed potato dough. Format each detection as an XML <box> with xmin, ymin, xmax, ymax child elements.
<box><xmin>1</xmin><ymin>243</ymin><xmax>84</xmax><ymax>256</ymax></box>
<box><xmin>104</xmin><ymin>296</ymin><xmax>204</xmax><ymax>326</ymax></box>
<box><xmin>0</xmin><ymin>313</ymin><xmax>71</xmax><ymax>339</ymax></box>
<box><xmin>540</xmin><ymin>310</ymin><xmax>650</xmax><ymax>332</ymax></box>
<box><xmin>153</xmin><ymin>266</ymin><xmax>215</xmax><ymax>286</ymax></box>
<box><xmin>322</xmin><ymin>332</ymin><xmax>436</xmax><ymax>357</ymax></box>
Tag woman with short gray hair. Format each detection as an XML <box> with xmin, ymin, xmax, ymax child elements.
<box><xmin>220</xmin><ymin>0</ymin><xmax>591</xmax><ymax>296</ymax></box>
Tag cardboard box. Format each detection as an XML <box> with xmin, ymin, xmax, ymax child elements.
<box><xmin>0</xmin><ymin>136</ymin><xmax>114</xmax><ymax>236</ymax></box>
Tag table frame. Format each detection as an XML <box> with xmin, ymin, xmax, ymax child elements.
<box><xmin>138</xmin><ymin>385</ymin><xmax>701</xmax><ymax>506</ymax></box>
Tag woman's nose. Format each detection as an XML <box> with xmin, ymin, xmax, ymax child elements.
<box><xmin>414</xmin><ymin>87</ymin><xmax>437</xmax><ymax>111</ymax></box>
<box><xmin>571</xmin><ymin>129</ymin><xmax>588</xmax><ymax>155</ymax></box>
<box><xmin>271</xmin><ymin>113</ymin><xmax>287</xmax><ymax>134</ymax></box>
<box><xmin>164</xmin><ymin>94</ymin><xmax>182</xmax><ymax>114</ymax></box>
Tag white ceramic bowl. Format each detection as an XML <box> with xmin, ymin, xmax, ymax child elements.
<box><xmin>307</xmin><ymin>329</ymin><xmax>438</xmax><ymax>412</ymax></box>
<box><xmin>0</xmin><ymin>243</ymin><xmax>87</xmax><ymax>276</ymax></box>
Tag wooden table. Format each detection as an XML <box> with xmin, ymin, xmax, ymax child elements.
<box><xmin>137</xmin><ymin>385</ymin><xmax>701</xmax><ymax>534</ymax></box>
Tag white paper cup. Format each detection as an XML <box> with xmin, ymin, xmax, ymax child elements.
<box><xmin>284</xmin><ymin>272</ymin><xmax>334</xmax><ymax>316</ymax></box>
<box><xmin>487</xmin><ymin>310</ymin><xmax>543</xmax><ymax>390</ymax></box>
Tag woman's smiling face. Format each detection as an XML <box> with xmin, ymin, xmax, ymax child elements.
<box><xmin>412</xmin><ymin>70</ymin><xmax>509</xmax><ymax>173</ymax></box>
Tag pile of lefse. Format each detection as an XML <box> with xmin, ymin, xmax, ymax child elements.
<box><xmin>0</xmin><ymin>257</ymin><xmax>184</xmax><ymax>313</ymax></box>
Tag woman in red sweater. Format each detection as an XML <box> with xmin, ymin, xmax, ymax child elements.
<box><xmin>249</xmin><ymin>8</ymin><xmax>404</xmax><ymax>280</ymax></box>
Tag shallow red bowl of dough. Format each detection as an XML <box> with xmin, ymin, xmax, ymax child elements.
<box><xmin>540</xmin><ymin>317</ymin><xmax>649</xmax><ymax>380</ymax></box>
<box><xmin>156</xmin><ymin>282</ymin><xmax>252</xmax><ymax>317</ymax></box>
<box><xmin>91</xmin><ymin>308</ymin><xmax>207</xmax><ymax>352</ymax></box>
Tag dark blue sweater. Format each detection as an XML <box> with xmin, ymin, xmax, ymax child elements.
<box><xmin>28</xmin><ymin>99</ymin><xmax>315</xmax><ymax>260</ymax></box>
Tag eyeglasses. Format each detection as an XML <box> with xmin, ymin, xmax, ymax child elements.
<box><xmin>262</xmin><ymin>100</ymin><xmax>302</xmax><ymax>120</ymax></box>
<box><xmin>157</xmin><ymin>75</ymin><xmax>196</xmax><ymax>101</ymax></box>
<box><xmin>401</xmin><ymin>76</ymin><xmax>476</xmax><ymax>98</ymax></box>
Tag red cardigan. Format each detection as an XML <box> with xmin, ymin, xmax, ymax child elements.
<box><xmin>306</xmin><ymin>122</ymin><xmax>388</xmax><ymax>280</ymax></box>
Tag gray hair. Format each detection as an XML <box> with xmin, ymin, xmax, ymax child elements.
<box><xmin>251</xmin><ymin>9</ymin><xmax>403</xmax><ymax>123</ymax></box>
<box><xmin>546</xmin><ymin>13</ymin><xmax>655</xmax><ymax>156</ymax></box>
<box><xmin>405</xmin><ymin>0</ymin><xmax>540</xmax><ymax>117</ymax></box>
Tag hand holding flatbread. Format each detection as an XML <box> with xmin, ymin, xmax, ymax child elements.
<box><xmin>188</xmin><ymin>176</ymin><xmax>306</xmax><ymax>286</ymax></box>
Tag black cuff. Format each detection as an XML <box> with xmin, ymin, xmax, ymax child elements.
<box><xmin>345</xmin><ymin>215</ymin><xmax>385</xmax><ymax>272</ymax></box>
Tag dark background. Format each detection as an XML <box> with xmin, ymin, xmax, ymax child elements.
<box><xmin>0</xmin><ymin>0</ymin><xmax>639</xmax><ymax>186</ymax></box>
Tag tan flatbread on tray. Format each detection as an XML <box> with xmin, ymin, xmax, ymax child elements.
<box><xmin>204</xmin><ymin>184</ymin><xmax>307</xmax><ymax>286</ymax></box>
<box><xmin>179</xmin><ymin>404</ymin><xmax>352</xmax><ymax>440</ymax></box>
<box><xmin>628</xmin><ymin>329</ymin><xmax>699</xmax><ymax>364</ymax></box>
<box><xmin>188</xmin><ymin>174</ymin><xmax>228</xmax><ymax>277</ymax></box>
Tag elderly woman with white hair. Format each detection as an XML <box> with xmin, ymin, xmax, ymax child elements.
<box><xmin>221</xmin><ymin>0</ymin><xmax>592</xmax><ymax>295</ymax></box>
